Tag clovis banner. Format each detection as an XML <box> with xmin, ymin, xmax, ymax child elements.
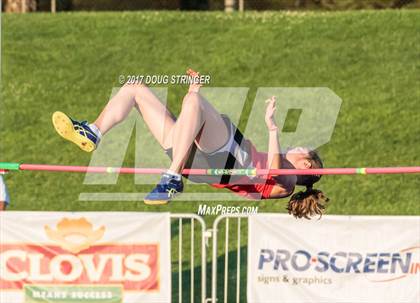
<box><xmin>0</xmin><ymin>212</ymin><xmax>171</xmax><ymax>303</ymax></box>
<box><xmin>248</xmin><ymin>214</ymin><xmax>420</xmax><ymax>303</ymax></box>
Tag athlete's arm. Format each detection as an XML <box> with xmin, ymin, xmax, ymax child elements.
<box><xmin>265</xmin><ymin>96</ymin><xmax>281</xmax><ymax>171</ymax></box>
<box><xmin>267</xmin><ymin>129</ymin><xmax>281</xmax><ymax>169</ymax></box>
<box><xmin>265</xmin><ymin>97</ymin><xmax>294</xmax><ymax>198</ymax></box>
<box><xmin>267</xmin><ymin>173</ymin><xmax>296</xmax><ymax>199</ymax></box>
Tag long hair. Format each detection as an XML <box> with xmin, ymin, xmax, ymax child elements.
<box><xmin>286</xmin><ymin>150</ymin><xmax>329</xmax><ymax>219</ymax></box>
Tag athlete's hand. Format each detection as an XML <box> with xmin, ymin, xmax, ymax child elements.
<box><xmin>187</xmin><ymin>68</ymin><xmax>202</xmax><ymax>93</ymax></box>
<box><xmin>265</xmin><ymin>96</ymin><xmax>278</xmax><ymax>131</ymax></box>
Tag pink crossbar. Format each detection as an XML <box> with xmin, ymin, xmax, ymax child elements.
<box><xmin>17</xmin><ymin>164</ymin><xmax>420</xmax><ymax>175</ymax></box>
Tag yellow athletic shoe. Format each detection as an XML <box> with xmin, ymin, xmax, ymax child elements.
<box><xmin>52</xmin><ymin>111</ymin><xmax>99</xmax><ymax>152</ymax></box>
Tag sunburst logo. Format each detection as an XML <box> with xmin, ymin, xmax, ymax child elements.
<box><xmin>44</xmin><ymin>218</ymin><xmax>105</xmax><ymax>254</ymax></box>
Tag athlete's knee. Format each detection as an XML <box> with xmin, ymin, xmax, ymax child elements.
<box><xmin>122</xmin><ymin>82</ymin><xmax>147</xmax><ymax>95</ymax></box>
<box><xmin>121</xmin><ymin>82</ymin><xmax>148</xmax><ymax>104</ymax></box>
<box><xmin>182</xmin><ymin>92</ymin><xmax>202</xmax><ymax>110</ymax></box>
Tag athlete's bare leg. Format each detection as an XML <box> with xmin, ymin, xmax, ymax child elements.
<box><xmin>92</xmin><ymin>70</ymin><xmax>229</xmax><ymax>174</ymax></box>
<box><xmin>167</xmin><ymin>91</ymin><xmax>229</xmax><ymax>172</ymax></box>
<box><xmin>93</xmin><ymin>83</ymin><xmax>175</xmax><ymax>149</ymax></box>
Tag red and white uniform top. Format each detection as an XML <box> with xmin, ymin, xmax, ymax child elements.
<box><xmin>211</xmin><ymin>143</ymin><xmax>284</xmax><ymax>200</ymax></box>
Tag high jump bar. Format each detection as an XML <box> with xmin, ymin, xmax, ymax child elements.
<box><xmin>0</xmin><ymin>162</ymin><xmax>419</xmax><ymax>176</ymax></box>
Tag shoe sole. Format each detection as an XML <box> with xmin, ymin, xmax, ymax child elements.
<box><xmin>143</xmin><ymin>199</ymin><xmax>170</xmax><ymax>205</ymax></box>
<box><xmin>52</xmin><ymin>111</ymin><xmax>96</xmax><ymax>153</ymax></box>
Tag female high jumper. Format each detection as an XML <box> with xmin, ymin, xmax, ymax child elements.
<box><xmin>52</xmin><ymin>69</ymin><xmax>329</xmax><ymax>219</ymax></box>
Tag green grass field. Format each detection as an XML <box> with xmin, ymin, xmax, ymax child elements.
<box><xmin>1</xmin><ymin>10</ymin><xmax>420</xmax><ymax>301</ymax></box>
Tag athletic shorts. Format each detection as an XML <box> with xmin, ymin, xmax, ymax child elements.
<box><xmin>164</xmin><ymin>115</ymin><xmax>253</xmax><ymax>184</ymax></box>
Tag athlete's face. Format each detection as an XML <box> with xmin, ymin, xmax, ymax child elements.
<box><xmin>286</xmin><ymin>147</ymin><xmax>312</xmax><ymax>169</ymax></box>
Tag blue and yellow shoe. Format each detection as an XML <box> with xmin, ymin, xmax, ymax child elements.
<box><xmin>144</xmin><ymin>173</ymin><xmax>184</xmax><ymax>205</ymax></box>
<box><xmin>52</xmin><ymin>111</ymin><xmax>99</xmax><ymax>152</ymax></box>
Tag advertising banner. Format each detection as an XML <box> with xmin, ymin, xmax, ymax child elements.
<box><xmin>0</xmin><ymin>212</ymin><xmax>171</xmax><ymax>303</ymax></box>
<box><xmin>248</xmin><ymin>214</ymin><xmax>420</xmax><ymax>303</ymax></box>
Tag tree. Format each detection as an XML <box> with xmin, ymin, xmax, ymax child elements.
<box><xmin>181</xmin><ymin>0</ymin><xmax>209</xmax><ymax>10</ymax></box>
<box><xmin>4</xmin><ymin>0</ymin><xmax>36</xmax><ymax>12</ymax></box>
<box><xmin>391</xmin><ymin>0</ymin><xmax>415</xmax><ymax>8</ymax></box>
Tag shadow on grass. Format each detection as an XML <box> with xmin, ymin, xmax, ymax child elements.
<box><xmin>172</xmin><ymin>246</ymin><xmax>248</xmax><ymax>303</ymax></box>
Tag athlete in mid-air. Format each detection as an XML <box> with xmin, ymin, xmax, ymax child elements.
<box><xmin>52</xmin><ymin>69</ymin><xmax>329</xmax><ymax>219</ymax></box>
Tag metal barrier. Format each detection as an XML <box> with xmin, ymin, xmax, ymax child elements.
<box><xmin>170</xmin><ymin>213</ymin><xmax>250</xmax><ymax>303</ymax></box>
<box><xmin>211</xmin><ymin>214</ymin><xmax>249</xmax><ymax>303</ymax></box>
<box><xmin>170</xmin><ymin>214</ymin><xmax>208</xmax><ymax>303</ymax></box>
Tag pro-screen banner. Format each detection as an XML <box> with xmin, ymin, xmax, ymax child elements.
<box><xmin>0</xmin><ymin>212</ymin><xmax>171</xmax><ymax>303</ymax></box>
<box><xmin>248</xmin><ymin>214</ymin><xmax>420</xmax><ymax>303</ymax></box>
